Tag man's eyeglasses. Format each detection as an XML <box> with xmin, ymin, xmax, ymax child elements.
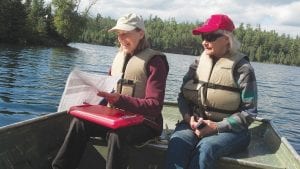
<box><xmin>201</xmin><ymin>33</ymin><xmax>224</xmax><ymax>42</ymax></box>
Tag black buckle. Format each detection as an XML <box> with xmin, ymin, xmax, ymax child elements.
<box><xmin>206</xmin><ymin>83</ymin><xmax>216</xmax><ymax>89</ymax></box>
<box><xmin>118</xmin><ymin>79</ymin><xmax>134</xmax><ymax>85</ymax></box>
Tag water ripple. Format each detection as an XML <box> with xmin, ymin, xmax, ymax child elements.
<box><xmin>0</xmin><ymin>43</ymin><xmax>299</xmax><ymax>154</ymax></box>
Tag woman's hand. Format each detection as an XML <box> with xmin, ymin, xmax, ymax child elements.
<box><xmin>97</xmin><ymin>91</ymin><xmax>120</xmax><ymax>105</ymax></box>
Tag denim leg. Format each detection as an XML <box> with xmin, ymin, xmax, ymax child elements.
<box><xmin>165</xmin><ymin>122</ymin><xmax>199</xmax><ymax>169</ymax></box>
<box><xmin>188</xmin><ymin>130</ymin><xmax>250</xmax><ymax>169</ymax></box>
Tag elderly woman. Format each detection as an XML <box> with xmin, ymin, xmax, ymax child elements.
<box><xmin>165</xmin><ymin>14</ymin><xmax>257</xmax><ymax>169</ymax></box>
<box><xmin>52</xmin><ymin>13</ymin><xmax>169</xmax><ymax>169</ymax></box>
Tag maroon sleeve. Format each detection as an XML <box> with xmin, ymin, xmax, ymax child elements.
<box><xmin>114</xmin><ymin>55</ymin><xmax>168</xmax><ymax>116</ymax></box>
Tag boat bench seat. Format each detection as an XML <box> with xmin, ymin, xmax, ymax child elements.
<box><xmin>89</xmin><ymin>125</ymin><xmax>286</xmax><ymax>169</ymax></box>
<box><xmin>144</xmin><ymin>134</ymin><xmax>285</xmax><ymax>169</ymax></box>
<box><xmin>143</xmin><ymin>127</ymin><xmax>286</xmax><ymax>169</ymax></box>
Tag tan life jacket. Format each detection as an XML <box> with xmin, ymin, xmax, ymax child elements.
<box><xmin>110</xmin><ymin>48</ymin><xmax>165</xmax><ymax>98</ymax></box>
<box><xmin>182</xmin><ymin>52</ymin><xmax>245</xmax><ymax>121</ymax></box>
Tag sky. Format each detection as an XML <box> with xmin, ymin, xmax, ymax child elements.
<box><xmin>47</xmin><ymin>0</ymin><xmax>300</xmax><ymax>38</ymax></box>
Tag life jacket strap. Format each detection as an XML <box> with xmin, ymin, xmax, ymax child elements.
<box><xmin>203</xmin><ymin>82</ymin><xmax>240</xmax><ymax>92</ymax></box>
<box><xmin>204</xmin><ymin>106</ymin><xmax>237</xmax><ymax>114</ymax></box>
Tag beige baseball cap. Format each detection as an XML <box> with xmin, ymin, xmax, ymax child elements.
<box><xmin>109</xmin><ymin>13</ymin><xmax>145</xmax><ymax>32</ymax></box>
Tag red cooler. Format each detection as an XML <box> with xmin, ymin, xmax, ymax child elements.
<box><xmin>68</xmin><ymin>105</ymin><xmax>144</xmax><ymax>129</ymax></box>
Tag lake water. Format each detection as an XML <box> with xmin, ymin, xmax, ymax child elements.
<box><xmin>0</xmin><ymin>43</ymin><xmax>299</xmax><ymax>154</ymax></box>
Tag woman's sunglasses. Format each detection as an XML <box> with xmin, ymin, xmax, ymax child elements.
<box><xmin>201</xmin><ymin>33</ymin><xmax>224</xmax><ymax>42</ymax></box>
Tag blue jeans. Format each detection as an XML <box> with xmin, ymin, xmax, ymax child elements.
<box><xmin>165</xmin><ymin>122</ymin><xmax>250</xmax><ymax>169</ymax></box>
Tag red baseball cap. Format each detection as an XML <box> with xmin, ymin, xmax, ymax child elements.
<box><xmin>192</xmin><ymin>14</ymin><xmax>235</xmax><ymax>35</ymax></box>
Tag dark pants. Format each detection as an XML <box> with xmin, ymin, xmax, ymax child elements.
<box><xmin>52</xmin><ymin>117</ymin><xmax>157</xmax><ymax>169</ymax></box>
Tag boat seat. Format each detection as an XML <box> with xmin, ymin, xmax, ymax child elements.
<box><xmin>144</xmin><ymin>129</ymin><xmax>286</xmax><ymax>169</ymax></box>
<box><xmin>89</xmin><ymin>126</ymin><xmax>286</xmax><ymax>169</ymax></box>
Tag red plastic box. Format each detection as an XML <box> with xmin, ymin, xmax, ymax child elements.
<box><xmin>68</xmin><ymin>104</ymin><xmax>144</xmax><ymax>129</ymax></box>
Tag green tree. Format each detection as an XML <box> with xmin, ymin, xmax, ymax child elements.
<box><xmin>25</xmin><ymin>0</ymin><xmax>48</xmax><ymax>43</ymax></box>
<box><xmin>52</xmin><ymin>0</ymin><xmax>86</xmax><ymax>43</ymax></box>
<box><xmin>255</xmin><ymin>46</ymin><xmax>263</xmax><ymax>62</ymax></box>
<box><xmin>0</xmin><ymin>0</ymin><xmax>27</xmax><ymax>43</ymax></box>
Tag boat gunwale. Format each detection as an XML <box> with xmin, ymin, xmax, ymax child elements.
<box><xmin>268</xmin><ymin>118</ymin><xmax>300</xmax><ymax>161</ymax></box>
<box><xmin>0</xmin><ymin>102</ymin><xmax>299</xmax><ymax>169</ymax></box>
<box><xmin>0</xmin><ymin>111</ymin><xmax>66</xmax><ymax>132</ymax></box>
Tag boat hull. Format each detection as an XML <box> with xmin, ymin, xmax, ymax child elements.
<box><xmin>0</xmin><ymin>103</ymin><xmax>299</xmax><ymax>169</ymax></box>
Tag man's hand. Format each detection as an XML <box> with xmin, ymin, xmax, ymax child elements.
<box><xmin>194</xmin><ymin>120</ymin><xmax>218</xmax><ymax>138</ymax></box>
<box><xmin>189</xmin><ymin>116</ymin><xmax>199</xmax><ymax>130</ymax></box>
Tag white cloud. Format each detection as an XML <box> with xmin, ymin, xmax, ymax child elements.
<box><xmin>46</xmin><ymin>0</ymin><xmax>300</xmax><ymax>37</ymax></box>
<box><xmin>271</xmin><ymin>1</ymin><xmax>300</xmax><ymax>26</ymax></box>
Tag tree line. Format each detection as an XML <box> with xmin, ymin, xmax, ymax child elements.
<box><xmin>1</xmin><ymin>0</ymin><xmax>299</xmax><ymax>66</ymax></box>
<box><xmin>0</xmin><ymin>0</ymin><xmax>88</xmax><ymax>46</ymax></box>
<box><xmin>81</xmin><ymin>15</ymin><xmax>300</xmax><ymax>66</ymax></box>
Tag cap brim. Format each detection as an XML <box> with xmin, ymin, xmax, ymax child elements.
<box><xmin>192</xmin><ymin>25</ymin><xmax>218</xmax><ymax>35</ymax></box>
<box><xmin>108</xmin><ymin>24</ymin><xmax>136</xmax><ymax>32</ymax></box>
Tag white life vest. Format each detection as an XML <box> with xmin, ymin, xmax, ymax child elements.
<box><xmin>111</xmin><ymin>48</ymin><xmax>165</xmax><ymax>98</ymax></box>
<box><xmin>183</xmin><ymin>52</ymin><xmax>245</xmax><ymax>121</ymax></box>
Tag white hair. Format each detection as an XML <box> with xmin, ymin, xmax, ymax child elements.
<box><xmin>216</xmin><ymin>30</ymin><xmax>241</xmax><ymax>55</ymax></box>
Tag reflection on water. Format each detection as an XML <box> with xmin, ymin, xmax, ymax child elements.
<box><xmin>253</xmin><ymin>62</ymin><xmax>300</xmax><ymax>154</ymax></box>
<box><xmin>0</xmin><ymin>43</ymin><xmax>299</xmax><ymax>154</ymax></box>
